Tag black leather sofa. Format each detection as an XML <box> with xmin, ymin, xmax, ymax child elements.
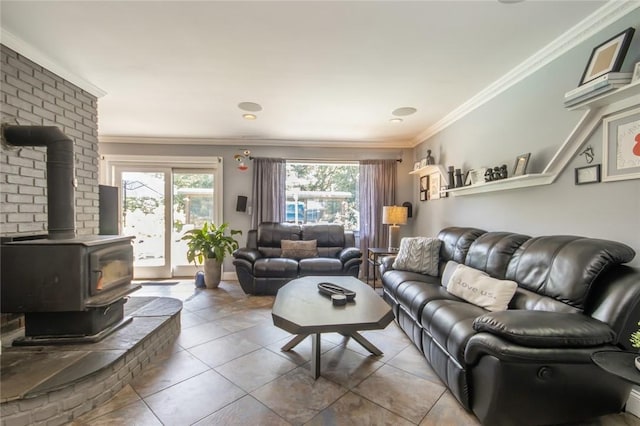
<box><xmin>233</xmin><ymin>222</ymin><xmax>362</xmax><ymax>295</ymax></box>
<box><xmin>380</xmin><ymin>226</ymin><xmax>640</xmax><ymax>426</ymax></box>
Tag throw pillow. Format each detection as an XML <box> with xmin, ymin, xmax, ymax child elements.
<box><xmin>447</xmin><ymin>264</ymin><xmax>518</xmax><ymax>312</ymax></box>
<box><xmin>441</xmin><ymin>260</ymin><xmax>460</xmax><ymax>289</ymax></box>
<box><xmin>281</xmin><ymin>239</ymin><xmax>318</xmax><ymax>260</ymax></box>
<box><xmin>392</xmin><ymin>237</ymin><xmax>441</xmax><ymax>276</ymax></box>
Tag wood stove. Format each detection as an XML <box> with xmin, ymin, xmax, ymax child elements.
<box><xmin>1</xmin><ymin>125</ymin><xmax>139</xmax><ymax>344</ymax></box>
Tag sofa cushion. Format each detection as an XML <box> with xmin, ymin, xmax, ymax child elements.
<box><xmin>254</xmin><ymin>258</ymin><xmax>299</xmax><ymax>278</ymax></box>
<box><xmin>421</xmin><ymin>299</ymin><xmax>487</xmax><ymax>365</ymax></box>
<box><xmin>392</xmin><ymin>237</ymin><xmax>441</xmax><ymax>276</ymax></box>
<box><xmin>281</xmin><ymin>239</ymin><xmax>318</xmax><ymax>260</ymax></box>
<box><xmin>396</xmin><ymin>280</ymin><xmax>461</xmax><ymax>320</ymax></box>
<box><xmin>473</xmin><ymin>311</ymin><xmax>616</xmax><ymax>347</ymax></box>
<box><xmin>438</xmin><ymin>227</ymin><xmax>486</xmax><ymax>266</ymax></box>
<box><xmin>298</xmin><ymin>258</ymin><xmax>343</xmax><ymax>275</ymax></box>
<box><xmin>302</xmin><ymin>224</ymin><xmax>345</xmax><ymax>257</ymax></box>
<box><xmin>506</xmin><ymin>236</ymin><xmax>635</xmax><ymax>310</ymax></box>
<box><xmin>447</xmin><ymin>264</ymin><xmax>517</xmax><ymax>312</ymax></box>
<box><xmin>464</xmin><ymin>232</ymin><xmax>530</xmax><ymax>279</ymax></box>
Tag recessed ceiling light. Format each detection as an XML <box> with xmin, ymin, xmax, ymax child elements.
<box><xmin>238</xmin><ymin>102</ymin><xmax>263</xmax><ymax>112</ymax></box>
<box><xmin>389</xmin><ymin>118</ymin><xmax>403</xmax><ymax>124</ymax></box>
<box><xmin>392</xmin><ymin>107</ymin><xmax>417</xmax><ymax>117</ymax></box>
<box><xmin>243</xmin><ymin>114</ymin><xmax>257</xmax><ymax>120</ymax></box>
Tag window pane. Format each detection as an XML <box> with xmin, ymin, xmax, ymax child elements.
<box><xmin>286</xmin><ymin>162</ymin><xmax>359</xmax><ymax>231</ymax></box>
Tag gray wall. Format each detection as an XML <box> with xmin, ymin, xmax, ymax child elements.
<box><xmin>411</xmin><ymin>10</ymin><xmax>640</xmax><ymax>267</ymax></box>
<box><xmin>0</xmin><ymin>44</ymin><xmax>100</xmax><ymax>237</ymax></box>
<box><xmin>99</xmin><ymin>142</ymin><xmax>415</xmax><ymax>270</ymax></box>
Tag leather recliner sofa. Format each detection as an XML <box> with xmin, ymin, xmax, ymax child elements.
<box><xmin>233</xmin><ymin>222</ymin><xmax>362</xmax><ymax>295</ymax></box>
<box><xmin>380</xmin><ymin>226</ymin><xmax>640</xmax><ymax>426</ymax></box>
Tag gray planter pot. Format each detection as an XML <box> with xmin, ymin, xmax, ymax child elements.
<box><xmin>204</xmin><ymin>258</ymin><xmax>222</xmax><ymax>289</ymax></box>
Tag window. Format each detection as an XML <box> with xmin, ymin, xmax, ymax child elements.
<box><xmin>286</xmin><ymin>162</ymin><xmax>359</xmax><ymax>231</ymax></box>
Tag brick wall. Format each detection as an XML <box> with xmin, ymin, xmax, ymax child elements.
<box><xmin>0</xmin><ymin>44</ymin><xmax>101</xmax><ymax>330</ymax></box>
<box><xmin>0</xmin><ymin>44</ymin><xmax>100</xmax><ymax>237</ymax></box>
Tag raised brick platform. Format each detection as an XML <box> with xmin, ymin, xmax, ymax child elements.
<box><xmin>0</xmin><ymin>297</ymin><xmax>181</xmax><ymax>425</ymax></box>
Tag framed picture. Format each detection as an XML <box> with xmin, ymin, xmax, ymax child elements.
<box><xmin>420</xmin><ymin>158</ymin><xmax>428</xmax><ymax>168</ymax></box>
<box><xmin>464</xmin><ymin>170</ymin><xmax>471</xmax><ymax>186</ymax></box>
<box><xmin>512</xmin><ymin>153</ymin><xmax>531</xmax><ymax>177</ymax></box>
<box><xmin>632</xmin><ymin>62</ymin><xmax>640</xmax><ymax>83</ymax></box>
<box><xmin>420</xmin><ymin>190</ymin><xmax>427</xmax><ymax>201</ymax></box>
<box><xmin>420</xmin><ymin>175</ymin><xmax>428</xmax><ymax>192</ymax></box>
<box><xmin>602</xmin><ymin>106</ymin><xmax>640</xmax><ymax>182</ymax></box>
<box><xmin>414</xmin><ymin>161</ymin><xmax>421</xmax><ymax>171</ymax></box>
<box><xmin>575</xmin><ymin>164</ymin><xmax>601</xmax><ymax>185</ymax></box>
<box><xmin>429</xmin><ymin>172</ymin><xmax>440</xmax><ymax>200</ymax></box>
<box><xmin>468</xmin><ymin>168</ymin><xmax>487</xmax><ymax>185</ymax></box>
<box><xmin>580</xmin><ymin>27</ymin><xmax>635</xmax><ymax>85</ymax></box>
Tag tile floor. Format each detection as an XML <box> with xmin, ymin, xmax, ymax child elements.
<box><xmin>71</xmin><ymin>280</ymin><xmax>640</xmax><ymax>426</ymax></box>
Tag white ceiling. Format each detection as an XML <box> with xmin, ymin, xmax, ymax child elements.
<box><xmin>0</xmin><ymin>1</ymin><xmax>612</xmax><ymax>147</ymax></box>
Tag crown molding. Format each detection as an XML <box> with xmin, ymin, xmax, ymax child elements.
<box><xmin>412</xmin><ymin>0</ymin><xmax>640</xmax><ymax>147</ymax></box>
<box><xmin>1</xmin><ymin>29</ymin><xmax>107</xmax><ymax>98</ymax></box>
<box><xmin>98</xmin><ymin>135</ymin><xmax>415</xmax><ymax>149</ymax></box>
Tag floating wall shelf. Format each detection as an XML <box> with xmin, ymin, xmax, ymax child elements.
<box><xmin>412</xmin><ymin>81</ymin><xmax>640</xmax><ymax>197</ymax></box>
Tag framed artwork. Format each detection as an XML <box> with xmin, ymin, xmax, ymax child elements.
<box><xmin>575</xmin><ymin>164</ymin><xmax>601</xmax><ymax>185</ymax></box>
<box><xmin>602</xmin><ymin>106</ymin><xmax>640</xmax><ymax>182</ymax></box>
<box><xmin>419</xmin><ymin>175</ymin><xmax>428</xmax><ymax>201</ymax></box>
<box><xmin>414</xmin><ymin>161</ymin><xmax>421</xmax><ymax>171</ymax></box>
<box><xmin>468</xmin><ymin>168</ymin><xmax>487</xmax><ymax>185</ymax></box>
<box><xmin>420</xmin><ymin>158</ymin><xmax>428</xmax><ymax>168</ymax></box>
<box><xmin>429</xmin><ymin>172</ymin><xmax>440</xmax><ymax>200</ymax></box>
<box><xmin>580</xmin><ymin>27</ymin><xmax>635</xmax><ymax>85</ymax></box>
<box><xmin>632</xmin><ymin>62</ymin><xmax>640</xmax><ymax>83</ymax></box>
<box><xmin>512</xmin><ymin>153</ymin><xmax>531</xmax><ymax>177</ymax></box>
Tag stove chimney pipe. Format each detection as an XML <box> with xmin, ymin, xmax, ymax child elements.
<box><xmin>2</xmin><ymin>125</ymin><xmax>76</xmax><ymax>240</ymax></box>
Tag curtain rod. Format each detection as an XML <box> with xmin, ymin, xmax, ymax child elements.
<box><xmin>248</xmin><ymin>156</ymin><xmax>402</xmax><ymax>163</ymax></box>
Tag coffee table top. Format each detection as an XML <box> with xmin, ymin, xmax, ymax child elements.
<box><xmin>272</xmin><ymin>276</ymin><xmax>393</xmax><ymax>335</ymax></box>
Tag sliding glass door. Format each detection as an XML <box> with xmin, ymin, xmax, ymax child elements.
<box><xmin>113</xmin><ymin>164</ymin><xmax>220</xmax><ymax>279</ymax></box>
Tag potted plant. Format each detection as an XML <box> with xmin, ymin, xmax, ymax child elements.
<box><xmin>631</xmin><ymin>322</ymin><xmax>640</xmax><ymax>371</ymax></box>
<box><xmin>181</xmin><ymin>222</ymin><xmax>241</xmax><ymax>288</ymax></box>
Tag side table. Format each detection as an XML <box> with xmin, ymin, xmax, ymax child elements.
<box><xmin>591</xmin><ymin>350</ymin><xmax>640</xmax><ymax>386</ymax></box>
<box><xmin>367</xmin><ymin>248</ymin><xmax>397</xmax><ymax>289</ymax></box>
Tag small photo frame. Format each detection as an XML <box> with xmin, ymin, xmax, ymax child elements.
<box><xmin>580</xmin><ymin>27</ymin><xmax>635</xmax><ymax>85</ymax></box>
<box><xmin>512</xmin><ymin>153</ymin><xmax>531</xmax><ymax>177</ymax></box>
<box><xmin>632</xmin><ymin>62</ymin><xmax>640</xmax><ymax>83</ymax></box>
<box><xmin>468</xmin><ymin>168</ymin><xmax>487</xmax><ymax>185</ymax></box>
<box><xmin>429</xmin><ymin>172</ymin><xmax>441</xmax><ymax>200</ymax></box>
<box><xmin>420</xmin><ymin>190</ymin><xmax>427</xmax><ymax>201</ymax></box>
<box><xmin>420</xmin><ymin>158</ymin><xmax>428</xmax><ymax>168</ymax></box>
<box><xmin>464</xmin><ymin>170</ymin><xmax>471</xmax><ymax>186</ymax></box>
<box><xmin>575</xmin><ymin>164</ymin><xmax>601</xmax><ymax>185</ymax></box>
<box><xmin>413</xmin><ymin>161</ymin><xmax>421</xmax><ymax>171</ymax></box>
<box><xmin>602</xmin><ymin>106</ymin><xmax>640</xmax><ymax>182</ymax></box>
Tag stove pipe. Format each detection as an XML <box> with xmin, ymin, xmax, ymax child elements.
<box><xmin>2</xmin><ymin>125</ymin><xmax>76</xmax><ymax>240</ymax></box>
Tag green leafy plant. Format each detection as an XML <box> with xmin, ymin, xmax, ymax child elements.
<box><xmin>631</xmin><ymin>322</ymin><xmax>640</xmax><ymax>349</ymax></box>
<box><xmin>181</xmin><ymin>222</ymin><xmax>241</xmax><ymax>265</ymax></box>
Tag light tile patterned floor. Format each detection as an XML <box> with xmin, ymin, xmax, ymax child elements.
<box><xmin>71</xmin><ymin>280</ymin><xmax>640</xmax><ymax>426</ymax></box>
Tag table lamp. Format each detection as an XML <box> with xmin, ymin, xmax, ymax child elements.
<box><xmin>382</xmin><ymin>205</ymin><xmax>408</xmax><ymax>251</ymax></box>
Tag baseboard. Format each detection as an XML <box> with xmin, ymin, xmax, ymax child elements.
<box><xmin>626</xmin><ymin>388</ymin><xmax>640</xmax><ymax>418</ymax></box>
<box><xmin>222</xmin><ymin>271</ymin><xmax>238</xmax><ymax>281</ymax></box>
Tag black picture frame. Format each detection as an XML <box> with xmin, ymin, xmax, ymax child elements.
<box><xmin>419</xmin><ymin>175</ymin><xmax>428</xmax><ymax>201</ymax></box>
<box><xmin>512</xmin><ymin>153</ymin><xmax>531</xmax><ymax>177</ymax></box>
<box><xmin>580</xmin><ymin>27</ymin><xmax>635</xmax><ymax>85</ymax></box>
<box><xmin>575</xmin><ymin>164</ymin><xmax>601</xmax><ymax>185</ymax></box>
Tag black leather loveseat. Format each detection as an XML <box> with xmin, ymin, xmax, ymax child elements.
<box><xmin>233</xmin><ymin>222</ymin><xmax>362</xmax><ymax>295</ymax></box>
<box><xmin>380</xmin><ymin>227</ymin><xmax>640</xmax><ymax>426</ymax></box>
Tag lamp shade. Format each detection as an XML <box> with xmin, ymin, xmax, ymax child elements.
<box><xmin>382</xmin><ymin>206</ymin><xmax>408</xmax><ymax>226</ymax></box>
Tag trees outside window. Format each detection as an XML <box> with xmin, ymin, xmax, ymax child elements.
<box><xmin>286</xmin><ymin>162</ymin><xmax>359</xmax><ymax>231</ymax></box>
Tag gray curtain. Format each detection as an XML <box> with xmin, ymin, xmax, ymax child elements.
<box><xmin>251</xmin><ymin>158</ymin><xmax>286</xmax><ymax>229</ymax></box>
<box><xmin>359</xmin><ymin>159</ymin><xmax>397</xmax><ymax>279</ymax></box>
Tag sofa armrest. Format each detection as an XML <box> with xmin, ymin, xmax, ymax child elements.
<box><xmin>339</xmin><ymin>247</ymin><xmax>362</xmax><ymax>263</ymax></box>
<box><xmin>233</xmin><ymin>248</ymin><xmax>263</xmax><ymax>263</ymax></box>
<box><xmin>379</xmin><ymin>255</ymin><xmax>396</xmax><ymax>276</ymax></box>
<box><xmin>473</xmin><ymin>311</ymin><xmax>616</xmax><ymax>348</ymax></box>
